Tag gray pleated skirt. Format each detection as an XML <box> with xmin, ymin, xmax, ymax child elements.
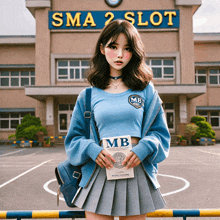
<box><xmin>73</xmin><ymin>162</ymin><xmax>166</xmax><ymax>216</ymax></box>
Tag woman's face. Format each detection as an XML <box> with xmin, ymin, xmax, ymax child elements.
<box><xmin>101</xmin><ymin>33</ymin><xmax>132</xmax><ymax>75</ymax></box>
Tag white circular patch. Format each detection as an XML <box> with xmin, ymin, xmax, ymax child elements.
<box><xmin>43</xmin><ymin>174</ymin><xmax>190</xmax><ymax>202</ymax></box>
<box><xmin>128</xmin><ymin>95</ymin><xmax>144</xmax><ymax>109</ymax></box>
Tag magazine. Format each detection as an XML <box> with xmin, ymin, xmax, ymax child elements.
<box><xmin>102</xmin><ymin>135</ymin><xmax>134</xmax><ymax>180</ymax></box>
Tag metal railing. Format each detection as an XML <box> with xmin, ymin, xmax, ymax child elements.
<box><xmin>1</xmin><ymin>209</ymin><xmax>220</xmax><ymax>220</ymax></box>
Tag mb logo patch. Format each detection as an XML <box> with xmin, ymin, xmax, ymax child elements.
<box><xmin>128</xmin><ymin>95</ymin><xmax>144</xmax><ymax>109</ymax></box>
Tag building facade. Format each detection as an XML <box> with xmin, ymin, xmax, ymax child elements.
<box><xmin>1</xmin><ymin>0</ymin><xmax>220</xmax><ymax>141</ymax></box>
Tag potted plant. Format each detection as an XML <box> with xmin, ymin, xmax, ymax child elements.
<box><xmin>185</xmin><ymin>123</ymin><xmax>199</xmax><ymax>145</ymax></box>
<box><xmin>177</xmin><ymin>135</ymin><xmax>182</xmax><ymax>145</ymax></box>
<box><xmin>179</xmin><ymin>135</ymin><xmax>187</xmax><ymax>146</ymax></box>
<box><xmin>44</xmin><ymin>137</ymin><xmax>51</xmax><ymax>147</ymax></box>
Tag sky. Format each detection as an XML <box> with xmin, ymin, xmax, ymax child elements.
<box><xmin>0</xmin><ymin>0</ymin><xmax>219</xmax><ymax>35</ymax></box>
<box><xmin>193</xmin><ymin>0</ymin><xmax>220</xmax><ymax>33</ymax></box>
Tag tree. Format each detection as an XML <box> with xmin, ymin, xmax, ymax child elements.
<box><xmin>190</xmin><ymin>116</ymin><xmax>215</xmax><ymax>140</ymax></box>
<box><xmin>15</xmin><ymin>115</ymin><xmax>47</xmax><ymax>140</ymax></box>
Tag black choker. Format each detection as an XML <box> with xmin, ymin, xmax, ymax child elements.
<box><xmin>110</xmin><ymin>75</ymin><xmax>122</xmax><ymax>80</ymax></box>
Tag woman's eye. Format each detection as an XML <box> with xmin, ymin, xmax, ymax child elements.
<box><xmin>125</xmin><ymin>47</ymin><xmax>131</xmax><ymax>51</ymax></box>
<box><xmin>110</xmin><ymin>45</ymin><xmax>117</xmax><ymax>50</ymax></box>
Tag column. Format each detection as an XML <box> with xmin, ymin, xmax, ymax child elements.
<box><xmin>179</xmin><ymin>95</ymin><xmax>188</xmax><ymax>135</ymax></box>
<box><xmin>178</xmin><ymin>6</ymin><xmax>195</xmax><ymax>84</ymax></box>
<box><xmin>46</xmin><ymin>96</ymin><xmax>55</xmax><ymax>137</ymax></box>
<box><xmin>46</xmin><ymin>96</ymin><xmax>54</xmax><ymax>125</ymax></box>
<box><xmin>179</xmin><ymin>95</ymin><xmax>187</xmax><ymax>123</ymax></box>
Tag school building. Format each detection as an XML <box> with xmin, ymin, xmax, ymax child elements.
<box><xmin>1</xmin><ymin>0</ymin><xmax>220</xmax><ymax>142</ymax></box>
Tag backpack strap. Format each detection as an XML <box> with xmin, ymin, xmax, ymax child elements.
<box><xmin>84</xmin><ymin>87</ymin><xmax>92</xmax><ymax>139</ymax></box>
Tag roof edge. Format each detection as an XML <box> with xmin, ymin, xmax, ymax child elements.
<box><xmin>0</xmin><ymin>36</ymin><xmax>35</xmax><ymax>45</ymax></box>
<box><xmin>26</xmin><ymin>0</ymin><xmax>51</xmax><ymax>17</ymax></box>
<box><xmin>194</xmin><ymin>33</ymin><xmax>220</xmax><ymax>43</ymax></box>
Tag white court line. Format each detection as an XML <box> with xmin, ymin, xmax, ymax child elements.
<box><xmin>194</xmin><ymin>148</ymin><xmax>220</xmax><ymax>156</ymax></box>
<box><xmin>44</xmin><ymin>174</ymin><xmax>190</xmax><ymax>202</ymax></box>
<box><xmin>158</xmin><ymin>174</ymin><xmax>190</xmax><ymax>196</ymax></box>
<box><xmin>0</xmin><ymin>159</ymin><xmax>52</xmax><ymax>189</ymax></box>
<box><xmin>43</xmin><ymin>179</ymin><xmax>65</xmax><ymax>201</ymax></box>
<box><xmin>0</xmin><ymin>149</ymin><xmax>25</xmax><ymax>158</ymax></box>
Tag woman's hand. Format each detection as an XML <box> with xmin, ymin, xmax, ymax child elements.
<box><xmin>95</xmin><ymin>149</ymin><xmax>116</xmax><ymax>169</ymax></box>
<box><xmin>122</xmin><ymin>151</ymin><xmax>141</xmax><ymax>169</ymax></box>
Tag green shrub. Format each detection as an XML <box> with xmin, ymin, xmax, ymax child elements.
<box><xmin>190</xmin><ymin>116</ymin><xmax>215</xmax><ymax>139</ymax></box>
<box><xmin>22</xmin><ymin>125</ymin><xmax>47</xmax><ymax>140</ymax></box>
<box><xmin>15</xmin><ymin>115</ymin><xmax>47</xmax><ymax>140</ymax></box>
<box><xmin>195</xmin><ymin>121</ymin><xmax>215</xmax><ymax>139</ymax></box>
<box><xmin>8</xmin><ymin>134</ymin><xmax>16</xmax><ymax>140</ymax></box>
<box><xmin>191</xmin><ymin>116</ymin><xmax>206</xmax><ymax>124</ymax></box>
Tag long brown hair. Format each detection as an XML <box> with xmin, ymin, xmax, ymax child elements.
<box><xmin>87</xmin><ymin>19</ymin><xmax>153</xmax><ymax>90</ymax></box>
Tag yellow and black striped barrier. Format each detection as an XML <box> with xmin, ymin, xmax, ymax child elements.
<box><xmin>44</xmin><ymin>136</ymin><xmax>66</xmax><ymax>147</ymax></box>
<box><xmin>12</xmin><ymin>140</ymin><xmax>38</xmax><ymax>148</ymax></box>
<box><xmin>196</xmin><ymin>139</ymin><xmax>215</xmax><ymax>142</ymax></box>
<box><xmin>197</xmin><ymin>138</ymin><xmax>216</xmax><ymax>146</ymax></box>
<box><xmin>1</xmin><ymin>209</ymin><xmax>220</xmax><ymax>219</ymax></box>
<box><xmin>45</xmin><ymin>136</ymin><xmax>66</xmax><ymax>139</ymax></box>
<box><xmin>11</xmin><ymin>136</ymin><xmax>66</xmax><ymax>148</ymax></box>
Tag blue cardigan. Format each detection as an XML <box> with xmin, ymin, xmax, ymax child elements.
<box><xmin>65</xmin><ymin>82</ymin><xmax>170</xmax><ymax>189</ymax></box>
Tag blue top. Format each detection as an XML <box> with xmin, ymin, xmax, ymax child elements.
<box><xmin>92</xmin><ymin>88</ymin><xmax>146</xmax><ymax>140</ymax></box>
<box><xmin>65</xmin><ymin>82</ymin><xmax>170</xmax><ymax>188</ymax></box>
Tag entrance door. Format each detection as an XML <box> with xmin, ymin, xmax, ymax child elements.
<box><xmin>166</xmin><ymin>112</ymin><xmax>175</xmax><ymax>131</ymax></box>
<box><xmin>164</xmin><ymin>103</ymin><xmax>175</xmax><ymax>133</ymax></box>
<box><xmin>58</xmin><ymin>104</ymin><xmax>74</xmax><ymax>133</ymax></box>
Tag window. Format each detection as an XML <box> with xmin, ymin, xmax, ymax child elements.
<box><xmin>197</xmin><ymin>111</ymin><xmax>220</xmax><ymax>128</ymax></box>
<box><xmin>0</xmin><ymin>112</ymin><xmax>35</xmax><ymax>130</ymax></box>
<box><xmin>210</xmin><ymin>112</ymin><xmax>220</xmax><ymax>127</ymax></box>
<box><xmin>57</xmin><ymin>60</ymin><xmax>89</xmax><ymax>81</ymax></box>
<box><xmin>59</xmin><ymin>104</ymin><xmax>74</xmax><ymax>111</ymax></box>
<box><xmin>195</xmin><ymin>69</ymin><xmax>206</xmax><ymax>84</ymax></box>
<box><xmin>0</xmin><ymin>70</ymin><xmax>35</xmax><ymax>87</ymax></box>
<box><xmin>164</xmin><ymin>103</ymin><xmax>174</xmax><ymax>110</ymax></box>
<box><xmin>148</xmin><ymin>59</ymin><xmax>175</xmax><ymax>79</ymax></box>
<box><xmin>209</xmin><ymin>69</ymin><xmax>220</xmax><ymax>85</ymax></box>
<box><xmin>195</xmin><ymin>68</ymin><xmax>220</xmax><ymax>85</ymax></box>
<box><xmin>197</xmin><ymin>111</ymin><xmax>208</xmax><ymax>122</ymax></box>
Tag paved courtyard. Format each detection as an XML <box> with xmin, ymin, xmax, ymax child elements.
<box><xmin>0</xmin><ymin>144</ymin><xmax>220</xmax><ymax>220</ymax></box>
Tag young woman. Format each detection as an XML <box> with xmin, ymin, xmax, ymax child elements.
<box><xmin>65</xmin><ymin>19</ymin><xmax>170</xmax><ymax>220</ymax></box>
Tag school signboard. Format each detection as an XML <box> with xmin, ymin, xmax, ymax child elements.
<box><xmin>48</xmin><ymin>10</ymin><xmax>179</xmax><ymax>30</ymax></box>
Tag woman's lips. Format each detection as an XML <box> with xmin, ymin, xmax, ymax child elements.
<box><xmin>115</xmin><ymin>60</ymin><xmax>123</xmax><ymax>65</ymax></box>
